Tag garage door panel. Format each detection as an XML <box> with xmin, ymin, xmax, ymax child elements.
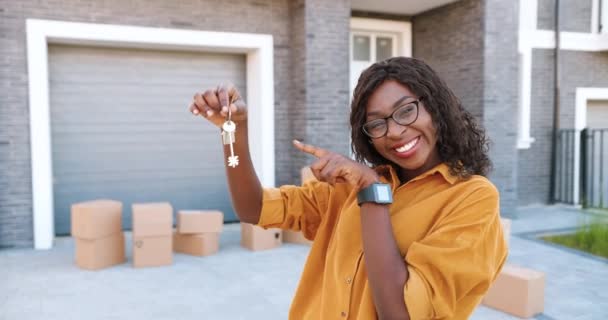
<box><xmin>51</xmin><ymin>126</ymin><xmax>211</xmax><ymax>136</ymax></box>
<box><xmin>50</xmin><ymin>131</ymin><xmax>223</xmax><ymax>148</ymax></box>
<box><xmin>49</xmin><ymin>45</ymin><xmax>245</xmax><ymax>235</ymax></box>
<box><xmin>50</xmin><ymin>101</ymin><xmax>214</xmax><ymax>120</ymax></box>
<box><xmin>54</xmin><ymin>158</ymin><xmax>224</xmax><ymax>179</ymax></box>
<box><xmin>53</xmin><ymin>182</ymin><xmax>229</xmax><ymax>199</ymax></box>
<box><xmin>54</xmin><ymin>175</ymin><xmax>227</xmax><ymax>188</ymax></box>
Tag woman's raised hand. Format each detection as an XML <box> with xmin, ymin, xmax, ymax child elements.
<box><xmin>189</xmin><ymin>83</ymin><xmax>247</xmax><ymax>128</ymax></box>
<box><xmin>293</xmin><ymin>140</ymin><xmax>380</xmax><ymax>191</ymax></box>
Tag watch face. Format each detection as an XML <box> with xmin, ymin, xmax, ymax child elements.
<box><xmin>376</xmin><ymin>185</ymin><xmax>391</xmax><ymax>202</ymax></box>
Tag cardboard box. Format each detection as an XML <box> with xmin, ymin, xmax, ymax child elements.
<box><xmin>71</xmin><ymin>200</ymin><xmax>122</xmax><ymax>239</ymax></box>
<box><xmin>301</xmin><ymin>166</ymin><xmax>317</xmax><ymax>184</ymax></box>
<box><xmin>482</xmin><ymin>264</ymin><xmax>545</xmax><ymax>318</ymax></box>
<box><xmin>240</xmin><ymin>223</ymin><xmax>282</xmax><ymax>251</ymax></box>
<box><xmin>283</xmin><ymin>230</ymin><xmax>313</xmax><ymax>245</ymax></box>
<box><xmin>177</xmin><ymin>210</ymin><xmax>223</xmax><ymax>234</ymax></box>
<box><xmin>132</xmin><ymin>202</ymin><xmax>173</xmax><ymax>237</ymax></box>
<box><xmin>75</xmin><ymin>233</ymin><xmax>125</xmax><ymax>270</ymax></box>
<box><xmin>132</xmin><ymin>202</ymin><xmax>173</xmax><ymax>267</ymax></box>
<box><xmin>501</xmin><ymin>217</ymin><xmax>512</xmax><ymax>247</ymax></box>
<box><xmin>173</xmin><ymin>231</ymin><xmax>219</xmax><ymax>256</ymax></box>
<box><xmin>132</xmin><ymin>236</ymin><xmax>173</xmax><ymax>268</ymax></box>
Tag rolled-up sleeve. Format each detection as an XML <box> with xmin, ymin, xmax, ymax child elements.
<box><xmin>403</xmin><ymin>182</ymin><xmax>508</xmax><ymax>319</ymax></box>
<box><xmin>257</xmin><ymin>181</ymin><xmax>333</xmax><ymax>240</ymax></box>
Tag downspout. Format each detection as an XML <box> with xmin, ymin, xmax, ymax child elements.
<box><xmin>549</xmin><ymin>0</ymin><xmax>560</xmax><ymax>203</ymax></box>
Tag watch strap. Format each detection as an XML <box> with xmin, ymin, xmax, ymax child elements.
<box><xmin>357</xmin><ymin>183</ymin><xmax>393</xmax><ymax>205</ymax></box>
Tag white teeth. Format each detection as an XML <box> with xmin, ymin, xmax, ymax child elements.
<box><xmin>395</xmin><ymin>137</ymin><xmax>418</xmax><ymax>153</ymax></box>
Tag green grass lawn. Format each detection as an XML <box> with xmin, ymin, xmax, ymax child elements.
<box><xmin>542</xmin><ymin>222</ymin><xmax>608</xmax><ymax>259</ymax></box>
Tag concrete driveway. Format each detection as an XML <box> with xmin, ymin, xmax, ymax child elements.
<box><xmin>1</xmin><ymin>206</ymin><xmax>607</xmax><ymax>320</ymax></box>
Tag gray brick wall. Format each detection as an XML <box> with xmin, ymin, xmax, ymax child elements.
<box><xmin>518</xmin><ymin>50</ymin><xmax>555</xmax><ymax>205</ymax></box>
<box><xmin>413</xmin><ymin>0</ymin><xmax>485</xmax><ymax>120</ymax></box>
<box><xmin>288</xmin><ymin>0</ymin><xmax>309</xmax><ymax>186</ymax></box>
<box><xmin>481</xmin><ymin>0</ymin><xmax>520</xmax><ymax>217</ymax></box>
<box><xmin>538</xmin><ymin>0</ymin><xmax>594</xmax><ymax>32</ymax></box>
<box><xmin>305</xmin><ymin>0</ymin><xmax>351</xmax><ymax>156</ymax></box>
<box><xmin>0</xmin><ymin>0</ymin><xmax>304</xmax><ymax>248</ymax></box>
<box><xmin>518</xmin><ymin>50</ymin><xmax>608</xmax><ymax>205</ymax></box>
<box><xmin>413</xmin><ymin>0</ymin><xmax>519</xmax><ymax>216</ymax></box>
<box><xmin>289</xmin><ymin>0</ymin><xmax>351</xmax><ymax>184</ymax></box>
<box><xmin>537</xmin><ymin>0</ymin><xmax>555</xmax><ymax>29</ymax></box>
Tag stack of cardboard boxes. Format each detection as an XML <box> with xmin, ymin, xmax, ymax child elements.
<box><xmin>482</xmin><ymin>217</ymin><xmax>545</xmax><ymax>318</ymax></box>
<box><xmin>71</xmin><ymin>200</ymin><xmax>126</xmax><ymax>270</ymax></box>
<box><xmin>72</xmin><ymin>200</ymin><xmax>228</xmax><ymax>269</ymax></box>
<box><xmin>132</xmin><ymin>202</ymin><xmax>173</xmax><ymax>268</ymax></box>
<box><xmin>241</xmin><ymin>223</ymin><xmax>283</xmax><ymax>251</ymax></box>
<box><xmin>70</xmin><ymin>167</ymin><xmax>316</xmax><ymax>265</ymax></box>
<box><xmin>174</xmin><ymin>210</ymin><xmax>223</xmax><ymax>256</ymax></box>
<box><xmin>482</xmin><ymin>264</ymin><xmax>545</xmax><ymax>318</ymax></box>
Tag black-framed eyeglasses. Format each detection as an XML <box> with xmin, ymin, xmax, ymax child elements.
<box><xmin>362</xmin><ymin>97</ymin><xmax>424</xmax><ymax>139</ymax></box>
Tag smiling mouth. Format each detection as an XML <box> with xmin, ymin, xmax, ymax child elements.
<box><xmin>394</xmin><ymin>137</ymin><xmax>420</xmax><ymax>153</ymax></box>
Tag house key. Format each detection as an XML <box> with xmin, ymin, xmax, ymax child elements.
<box><xmin>222</xmin><ymin>100</ymin><xmax>239</xmax><ymax>168</ymax></box>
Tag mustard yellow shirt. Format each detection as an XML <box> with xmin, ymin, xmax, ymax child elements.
<box><xmin>258</xmin><ymin>163</ymin><xmax>508</xmax><ymax>319</ymax></box>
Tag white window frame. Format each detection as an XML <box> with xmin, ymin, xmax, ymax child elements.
<box><xmin>351</xmin><ymin>32</ymin><xmax>399</xmax><ymax>63</ymax></box>
<box><xmin>26</xmin><ymin>19</ymin><xmax>275</xmax><ymax>249</ymax></box>
<box><xmin>350</xmin><ymin>18</ymin><xmax>412</xmax><ymax>57</ymax></box>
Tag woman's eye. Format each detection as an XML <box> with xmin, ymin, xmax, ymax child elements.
<box><xmin>397</xmin><ymin>104</ymin><xmax>416</xmax><ymax>117</ymax></box>
<box><xmin>368</xmin><ymin>121</ymin><xmax>385</xmax><ymax>129</ymax></box>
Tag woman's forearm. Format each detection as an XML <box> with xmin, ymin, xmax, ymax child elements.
<box><xmin>222</xmin><ymin>121</ymin><xmax>263</xmax><ymax>224</ymax></box>
<box><xmin>360</xmin><ymin>203</ymin><xmax>410</xmax><ymax>320</ymax></box>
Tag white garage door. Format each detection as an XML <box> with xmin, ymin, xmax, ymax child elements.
<box><xmin>49</xmin><ymin>45</ymin><xmax>246</xmax><ymax>235</ymax></box>
<box><xmin>587</xmin><ymin>100</ymin><xmax>608</xmax><ymax>129</ymax></box>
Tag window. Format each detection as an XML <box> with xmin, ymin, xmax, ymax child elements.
<box><xmin>350</xmin><ymin>32</ymin><xmax>397</xmax><ymax>63</ymax></box>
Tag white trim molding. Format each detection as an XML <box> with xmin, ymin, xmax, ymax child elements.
<box><xmin>517</xmin><ymin>0</ymin><xmax>538</xmax><ymax>149</ymax></box>
<box><xmin>26</xmin><ymin>19</ymin><xmax>275</xmax><ymax>249</ymax></box>
<box><xmin>603</xmin><ymin>0</ymin><xmax>608</xmax><ymax>34</ymax></box>
<box><xmin>527</xmin><ymin>30</ymin><xmax>608</xmax><ymax>51</ymax></box>
<box><xmin>572</xmin><ymin>88</ymin><xmax>608</xmax><ymax>204</ymax></box>
<box><xmin>592</xmin><ymin>0</ymin><xmax>600</xmax><ymax>33</ymax></box>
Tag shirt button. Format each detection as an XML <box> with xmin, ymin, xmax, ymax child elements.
<box><xmin>341</xmin><ymin>311</ymin><xmax>347</xmax><ymax>317</ymax></box>
<box><xmin>346</xmin><ymin>277</ymin><xmax>352</xmax><ymax>285</ymax></box>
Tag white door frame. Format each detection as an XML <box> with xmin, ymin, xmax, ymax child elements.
<box><xmin>573</xmin><ymin>88</ymin><xmax>608</xmax><ymax>204</ymax></box>
<box><xmin>26</xmin><ymin>19</ymin><xmax>275</xmax><ymax>249</ymax></box>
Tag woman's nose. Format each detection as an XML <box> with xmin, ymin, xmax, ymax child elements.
<box><xmin>386</xmin><ymin>118</ymin><xmax>406</xmax><ymax>139</ymax></box>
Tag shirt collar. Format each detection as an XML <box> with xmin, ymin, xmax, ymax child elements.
<box><xmin>374</xmin><ymin>163</ymin><xmax>459</xmax><ymax>188</ymax></box>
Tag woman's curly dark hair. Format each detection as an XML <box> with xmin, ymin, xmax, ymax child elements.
<box><xmin>350</xmin><ymin>57</ymin><xmax>491</xmax><ymax>178</ymax></box>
